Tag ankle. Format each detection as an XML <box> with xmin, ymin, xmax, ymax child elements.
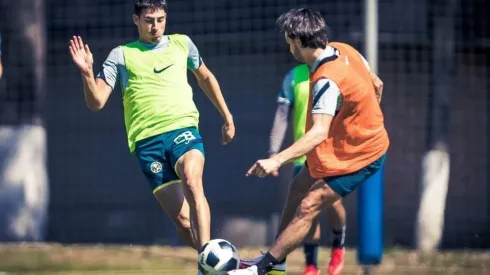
<box><xmin>331</xmin><ymin>225</ymin><xmax>346</xmax><ymax>248</ymax></box>
<box><xmin>256</xmin><ymin>252</ymin><xmax>280</xmax><ymax>273</ymax></box>
<box><xmin>303</xmin><ymin>243</ymin><xmax>319</xmax><ymax>267</ymax></box>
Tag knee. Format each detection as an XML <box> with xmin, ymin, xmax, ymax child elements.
<box><xmin>288</xmin><ymin>180</ymin><xmax>310</xmax><ymax>202</ymax></box>
<box><xmin>183</xmin><ymin>177</ymin><xmax>203</xmax><ymax>195</ymax></box>
<box><xmin>325</xmin><ymin>194</ymin><xmax>344</xmax><ymax>214</ymax></box>
<box><xmin>327</xmin><ymin>199</ymin><xmax>342</xmax><ymax>209</ymax></box>
<box><xmin>297</xmin><ymin>196</ymin><xmax>322</xmax><ymax>220</ymax></box>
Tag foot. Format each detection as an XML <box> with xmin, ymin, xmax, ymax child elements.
<box><xmin>228</xmin><ymin>265</ymin><xmax>258</xmax><ymax>275</ymax></box>
<box><xmin>302</xmin><ymin>264</ymin><xmax>320</xmax><ymax>275</ymax></box>
<box><xmin>239</xmin><ymin>255</ymin><xmax>264</xmax><ymax>268</ymax></box>
<box><xmin>327</xmin><ymin>248</ymin><xmax>345</xmax><ymax>275</ymax></box>
<box><xmin>239</xmin><ymin>255</ymin><xmax>286</xmax><ymax>275</ymax></box>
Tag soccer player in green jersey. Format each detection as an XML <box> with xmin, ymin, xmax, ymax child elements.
<box><xmin>267</xmin><ymin>64</ymin><xmax>347</xmax><ymax>275</ymax></box>
<box><xmin>68</xmin><ymin>0</ymin><xmax>235</xmax><ymax>260</ymax></box>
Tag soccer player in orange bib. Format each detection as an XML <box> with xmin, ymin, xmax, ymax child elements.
<box><xmin>232</xmin><ymin>8</ymin><xmax>388</xmax><ymax>275</ymax></box>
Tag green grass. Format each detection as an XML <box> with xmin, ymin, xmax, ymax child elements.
<box><xmin>0</xmin><ymin>244</ymin><xmax>488</xmax><ymax>275</ymax></box>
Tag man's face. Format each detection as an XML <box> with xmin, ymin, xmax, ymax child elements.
<box><xmin>134</xmin><ymin>8</ymin><xmax>167</xmax><ymax>43</ymax></box>
<box><xmin>285</xmin><ymin>33</ymin><xmax>303</xmax><ymax>62</ymax></box>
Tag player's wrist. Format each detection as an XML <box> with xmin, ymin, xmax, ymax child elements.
<box><xmin>271</xmin><ymin>154</ymin><xmax>285</xmax><ymax>166</ymax></box>
<box><xmin>81</xmin><ymin>66</ymin><xmax>94</xmax><ymax>78</ymax></box>
<box><xmin>224</xmin><ymin>115</ymin><xmax>234</xmax><ymax>126</ymax></box>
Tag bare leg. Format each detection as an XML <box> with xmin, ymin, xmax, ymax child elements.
<box><xmin>154</xmin><ymin>182</ymin><xmax>197</xmax><ymax>250</ymax></box>
<box><xmin>176</xmin><ymin>149</ymin><xmax>210</xmax><ymax>250</ymax></box>
<box><xmin>270</xmin><ymin>181</ymin><xmax>341</xmax><ymax>261</ymax></box>
<box><xmin>277</xmin><ymin>167</ymin><xmax>317</xmax><ymax>235</ymax></box>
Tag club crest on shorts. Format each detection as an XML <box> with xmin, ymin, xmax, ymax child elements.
<box><xmin>150</xmin><ymin>161</ymin><xmax>162</xmax><ymax>173</ymax></box>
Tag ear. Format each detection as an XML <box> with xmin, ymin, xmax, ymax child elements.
<box><xmin>294</xmin><ymin>38</ymin><xmax>303</xmax><ymax>48</ymax></box>
<box><xmin>132</xmin><ymin>14</ymin><xmax>139</xmax><ymax>26</ymax></box>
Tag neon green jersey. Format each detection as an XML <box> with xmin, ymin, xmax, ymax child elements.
<box><xmin>121</xmin><ymin>34</ymin><xmax>199</xmax><ymax>152</ymax></box>
<box><xmin>291</xmin><ymin>65</ymin><xmax>310</xmax><ymax>144</ymax></box>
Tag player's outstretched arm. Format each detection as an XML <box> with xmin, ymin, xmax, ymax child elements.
<box><xmin>370</xmin><ymin>71</ymin><xmax>384</xmax><ymax>104</ymax></box>
<box><xmin>275</xmin><ymin>114</ymin><xmax>331</xmax><ymax>165</ymax></box>
<box><xmin>192</xmin><ymin>64</ymin><xmax>235</xmax><ymax>145</ymax></box>
<box><xmin>69</xmin><ymin>36</ymin><xmax>112</xmax><ymax>112</ymax></box>
<box><xmin>247</xmin><ymin>114</ymin><xmax>332</xmax><ymax>178</ymax></box>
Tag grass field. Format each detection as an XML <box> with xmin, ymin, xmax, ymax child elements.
<box><xmin>0</xmin><ymin>244</ymin><xmax>488</xmax><ymax>275</ymax></box>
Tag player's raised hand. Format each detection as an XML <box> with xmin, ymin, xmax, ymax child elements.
<box><xmin>222</xmin><ymin>121</ymin><xmax>235</xmax><ymax>145</ymax></box>
<box><xmin>69</xmin><ymin>36</ymin><xmax>94</xmax><ymax>75</ymax></box>
<box><xmin>246</xmin><ymin>158</ymin><xmax>281</xmax><ymax>178</ymax></box>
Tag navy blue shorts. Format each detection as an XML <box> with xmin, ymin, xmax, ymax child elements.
<box><xmin>134</xmin><ymin>127</ymin><xmax>205</xmax><ymax>193</ymax></box>
<box><xmin>323</xmin><ymin>154</ymin><xmax>387</xmax><ymax>197</ymax></box>
<box><xmin>293</xmin><ymin>162</ymin><xmax>304</xmax><ymax>177</ymax></box>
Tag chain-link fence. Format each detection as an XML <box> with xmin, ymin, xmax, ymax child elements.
<box><xmin>0</xmin><ymin>0</ymin><xmax>488</xmax><ymax>248</ymax></box>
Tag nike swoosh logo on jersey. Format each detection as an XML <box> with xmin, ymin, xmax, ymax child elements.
<box><xmin>153</xmin><ymin>64</ymin><xmax>173</xmax><ymax>74</ymax></box>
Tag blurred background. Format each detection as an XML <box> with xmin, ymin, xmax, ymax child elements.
<box><xmin>0</xmin><ymin>0</ymin><xmax>488</xmax><ymax>270</ymax></box>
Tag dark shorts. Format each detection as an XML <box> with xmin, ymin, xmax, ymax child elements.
<box><xmin>293</xmin><ymin>162</ymin><xmax>305</xmax><ymax>177</ymax></box>
<box><xmin>323</xmin><ymin>154</ymin><xmax>387</xmax><ymax>197</ymax></box>
<box><xmin>134</xmin><ymin>127</ymin><xmax>205</xmax><ymax>193</ymax></box>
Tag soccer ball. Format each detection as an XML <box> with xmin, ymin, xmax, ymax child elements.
<box><xmin>198</xmin><ymin>239</ymin><xmax>240</xmax><ymax>274</ymax></box>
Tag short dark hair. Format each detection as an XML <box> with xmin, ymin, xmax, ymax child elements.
<box><xmin>276</xmin><ymin>8</ymin><xmax>329</xmax><ymax>49</ymax></box>
<box><xmin>134</xmin><ymin>0</ymin><xmax>167</xmax><ymax>16</ymax></box>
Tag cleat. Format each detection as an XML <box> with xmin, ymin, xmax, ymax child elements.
<box><xmin>228</xmin><ymin>265</ymin><xmax>258</xmax><ymax>275</ymax></box>
<box><xmin>302</xmin><ymin>264</ymin><xmax>320</xmax><ymax>275</ymax></box>
<box><xmin>327</xmin><ymin>248</ymin><xmax>345</xmax><ymax>275</ymax></box>
<box><xmin>239</xmin><ymin>255</ymin><xmax>286</xmax><ymax>275</ymax></box>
